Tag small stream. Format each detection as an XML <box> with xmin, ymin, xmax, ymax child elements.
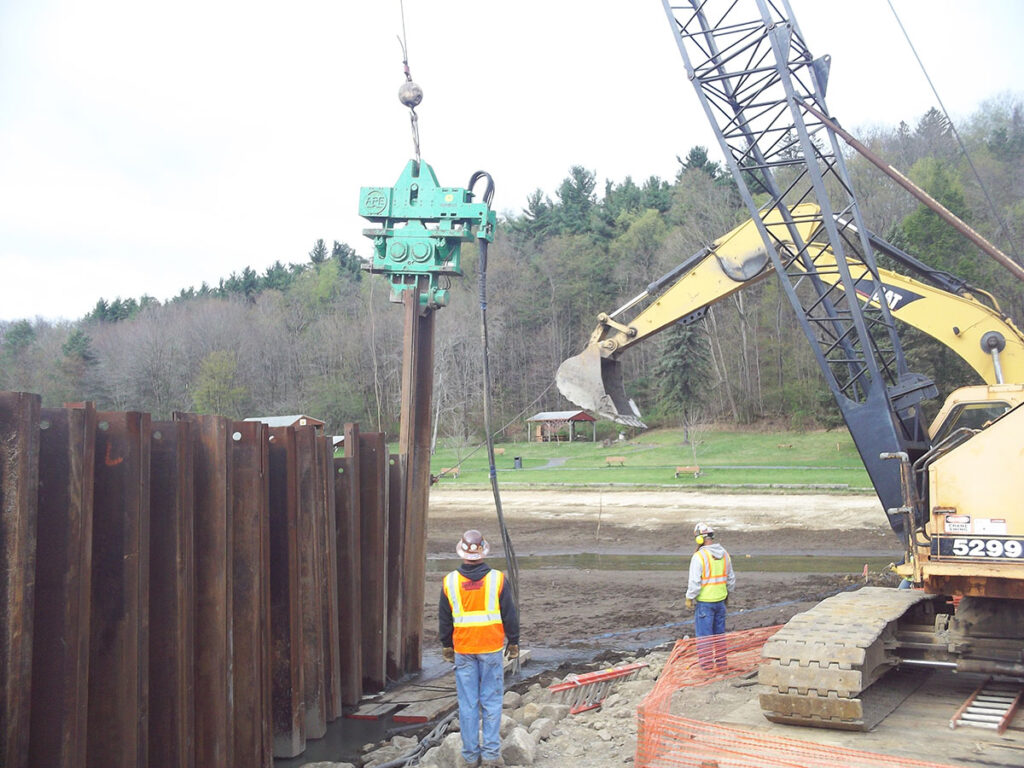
<box><xmin>427</xmin><ymin>552</ymin><xmax>894</xmax><ymax>574</ymax></box>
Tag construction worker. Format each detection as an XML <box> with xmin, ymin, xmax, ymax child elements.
<box><xmin>685</xmin><ymin>521</ymin><xmax>735</xmax><ymax>669</ymax></box>
<box><xmin>440</xmin><ymin>529</ymin><xmax>519</xmax><ymax>768</ymax></box>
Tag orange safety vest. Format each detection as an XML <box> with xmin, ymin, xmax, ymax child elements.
<box><xmin>444</xmin><ymin>569</ymin><xmax>506</xmax><ymax>654</ymax></box>
<box><xmin>696</xmin><ymin>548</ymin><xmax>730</xmax><ymax>603</ymax></box>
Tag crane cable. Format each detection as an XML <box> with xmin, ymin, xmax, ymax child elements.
<box><xmin>469</xmin><ymin>170</ymin><xmax>522</xmax><ymax>674</ymax></box>
<box><xmin>396</xmin><ymin>0</ymin><xmax>422</xmax><ymax>162</ymax></box>
<box><xmin>395</xmin><ymin>0</ymin><xmax>519</xmax><ymax>672</ymax></box>
<box><xmin>431</xmin><ymin>379</ymin><xmax>556</xmax><ymax>478</ymax></box>
<box><xmin>886</xmin><ymin>0</ymin><xmax>1023</xmax><ymax>267</ymax></box>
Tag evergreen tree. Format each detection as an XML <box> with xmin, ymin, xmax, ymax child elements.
<box><xmin>262</xmin><ymin>260</ymin><xmax>294</xmax><ymax>291</ymax></box>
<box><xmin>220</xmin><ymin>267</ymin><xmax>260</xmax><ymax>301</ymax></box>
<box><xmin>87</xmin><ymin>298</ymin><xmax>111</xmax><ymax>322</ymax></box>
<box><xmin>677</xmin><ymin>145</ymin><xmax>722</xmax><ymax>179</ymax></box>
<box><xmin>901</xmin><ymin>157</ymin><xmax>979</xmax><ymax>280</ymax></box>
<box><xmin>554</xmin><ymin>166</ymin><xmax>597</xmax><ymax>233</ymax></box>
<box><xmin>640</xmin><ymin>175</ymin><xmax>672</xmax><ymax>213</ymax></box>
<box><xmin>3</xmin><ymin>319</ymin><xmax>35</xmax><ymax>354</ymax></box>
<box><xmin>509</xmin><ymin>189</ymin><xmax>556</xmax><ymax>242</ymax></box>
<box><xmin>915</xmin><ymin>107</ymin><xmax>956</xmax><ymax>158</ymax></box>
<box><xmin>332</xmin><ymin>241</ymin><xmax>363</xmax><ymax>281</ymax></box>
<box><xmin>652</xmin><ymin>323</ymin><xmax>710</xmax><ymax>437</ymax></box>
<box><xmin>309</xmin><ymin>239</ymin><xmax>328</xmax><ymax>265</ymax></box>
<box><xmin>60</xmin><ymin>328</ymin><xmax>98</xmax><ymax>394</ymax></box>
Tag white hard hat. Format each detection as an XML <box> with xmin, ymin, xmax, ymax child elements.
<box><xmin>693</xmin><ymin>521</ymin><xmax>715</xmax><ymax>537</ymax></box>
<box><xmin>456</xmin><ymin>529</ymin><xmax>490</xmax><ymax>561</ymax></box>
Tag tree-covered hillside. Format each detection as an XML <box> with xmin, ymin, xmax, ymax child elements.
<box><xmin>2</xmin><ymin>99</ymin><xmax>1022</xmax><ymax>439</ymax></box>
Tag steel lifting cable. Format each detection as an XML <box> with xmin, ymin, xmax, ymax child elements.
<box><xmin>397</xmin><ymin>0</ymin><xmax>422</xmax><ymax>162</ymax></box>
<box><xmin>433</xmin><ymin>379</ymin><xmax>555</xmax><ymax>477</ymax></box>
<box><xmin>469</xmin><ymin>170</ymin><xmax>522</xmax><ymax>675</ymax></box>
<box><xmin>886</xmin><ymin>0</ymin><xmax>1022</xmax><ymax>266</ymax></box>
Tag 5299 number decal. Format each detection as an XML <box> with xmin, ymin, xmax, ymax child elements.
<box><xmin>933</xmin><ymin>536</ymin><xmax>1024</xmax><ymax>561</ymax></box>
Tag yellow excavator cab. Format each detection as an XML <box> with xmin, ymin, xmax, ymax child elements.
<box><xmin>928</xmin><ymin>384</ymin><xmax>1024</xmax><ymax>443</ymax></box>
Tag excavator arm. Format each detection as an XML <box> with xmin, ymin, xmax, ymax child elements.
<box><xmin>556</xmin><ymin>204</ymin><xmax>1024</xmax><ymax>427</ymax></box>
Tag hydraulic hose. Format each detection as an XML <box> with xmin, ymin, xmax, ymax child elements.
<box><xmin>469</xmin><ymin>170</ymin><xmax>521</xmax><ymax>673</ymax></box>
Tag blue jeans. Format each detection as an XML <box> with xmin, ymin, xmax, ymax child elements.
<box><xmin>454</xmin><ymin>650</ymin><xmax>504</xmax><ymax>762</ymax></box>
<box><xmin>694</xmin><ymin>599</ymin><xmax>727</xmax><ymax>669</ymax></box>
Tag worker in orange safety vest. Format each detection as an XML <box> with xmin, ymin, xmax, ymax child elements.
<box><xmin>439</xmin><ymin>529</ymin><xmax>519</xmax><ymax>768</ymax></box>
<box><xmin>685</xmin><ymin>521</ymin><xmax>735</xmax><ymax>669</ymax></box>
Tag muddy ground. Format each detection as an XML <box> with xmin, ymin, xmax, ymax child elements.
<box><xmin>422</xmin><ymin>488</ymin><xmax>901</xmax><ymax>654</ymax></box>
<box><xmin>408</xmin><ymin>489</ymin><xmax>1024</xmax><ymax>768</ymax></box>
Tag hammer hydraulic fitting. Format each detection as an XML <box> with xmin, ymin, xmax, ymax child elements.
<box><xmin>359</xmin><ymin>160</ymin><xmax>496</xmax><ymax>308</ymax></box>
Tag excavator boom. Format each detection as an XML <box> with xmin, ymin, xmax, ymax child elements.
<box><xmin>557</xmin><ymin>204</ymin><xmax>1024</xmax><ymax>427</ymax></box>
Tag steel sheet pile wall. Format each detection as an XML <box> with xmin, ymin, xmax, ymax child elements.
<box><xmin>0</xmin><ymin>392</ymin><xmax>415</xmax><ymax>768</ymax></box>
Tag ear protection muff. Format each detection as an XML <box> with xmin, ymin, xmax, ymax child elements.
<box><xmin>695</xmin><ymin>535</ymin><xmax>704</xmax><ymax>545</ymax></box>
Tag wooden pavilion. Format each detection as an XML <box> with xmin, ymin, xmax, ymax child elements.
<box><xmin>526</xmin><ymin>410</ymin><xmax>596</xmax><ymax>442</ymax></box>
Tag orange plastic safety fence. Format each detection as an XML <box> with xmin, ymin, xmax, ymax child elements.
<box><xmin>634</xmin><ymin>626</ymin><xmax>962</xmax><ymax>768</ymax></box>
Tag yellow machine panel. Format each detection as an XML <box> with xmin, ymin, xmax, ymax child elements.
<box><xmin>923</xmin><ymin>402</ymin><xmax>1024</xmax><ymax>597</ymax></box>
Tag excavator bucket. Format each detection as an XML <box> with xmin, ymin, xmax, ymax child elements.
<box><xmin>556</xmin><ymin>342</ymin><xmax>646</xmax><ymax>428</ymax></box>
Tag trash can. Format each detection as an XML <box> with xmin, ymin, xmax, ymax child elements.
<box><xmin>513</xmin><ymin>456</ymin><xmax>522</xmax><ymax>470</ymax></box>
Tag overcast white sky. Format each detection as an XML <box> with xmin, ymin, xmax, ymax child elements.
<box><xmin>2</xmin><ymin>0</ymin><xmax>1022</xmax><ymax>322</ymax></box>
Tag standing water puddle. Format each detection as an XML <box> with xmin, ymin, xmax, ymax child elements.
<box><xmin>427</xmin><ymin>553</ymin><xmax>894</xmax><ymax>573</ymax></box>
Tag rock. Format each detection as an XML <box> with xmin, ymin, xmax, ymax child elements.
<box><xmin>538</xmin><ymin>703</ymin><xmax>570</xmax><ymax>723</ymax></box>
<box><xmin>500</xmin><ymin>713</ymin><xmax>518</xmax><ymax>737</ymax></box>
<box><xmin>596</xmin><ymin>728</ymin><xmax>614</xmax><ymax>742</ymax></box>
<box><xmin>501</xmin><ymin>725</ymin><xmax>537</xmax><ymax>766</ymax></box>
<box><xmin>528</xmin><ymin>716</ymin><xmax>555</xmax><ymax>740</ymax></box>
<box><xmin>603</xmin><ymin>693</ymin><xmax>623</xmax><ymax>708</ymax></box>
<box><xmin>520</xmin><ymin>701</ymin><xmax>542</xmax><ymax>726</ymax></box>
<box><xmin>301</xmin><ymin>763</ymin><xmax>356</xmax><ymax>768</ymax></box>
<box><xmin>438</xmin><ymin>731</ymin><xmax>463</xmax><ymax>767</ymax></box>
<box><xmin>363</xmin><ymin>745</ymin><xmax>402</xmax><ymax>767</ymax></box>
<box><xmin>503</xmin><ymin>690</ymin><xmax>523</xmax><ymax>709</ymax></box>
<box><xmin>521</xmin><ymin>683</ymin><xmax>547</xmax><ymax>706</ymax></box>
<box><xmin>564</xmin><ymin>741</ymin><xmax>584</xmax><ymax>757</ymax></box>
<box><xmin>419</xmin><ymin>746</ymin><xmax>441</xmax><ymax>767</ymax></box>
<box><xmin>392</xmin><ymin>734</ymin><xmax>419</xmax><ymax>751</ymax></box>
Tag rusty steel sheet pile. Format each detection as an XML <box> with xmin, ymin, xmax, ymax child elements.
<box><xmin>0</xmin><ymin>393</ymin><xmax>414</xmax><ymax>768</ymax></box>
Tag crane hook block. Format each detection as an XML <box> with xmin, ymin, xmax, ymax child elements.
<box><xmin>359</xmin><ymin>159</ymin><xmax>496</xmax><ymax>308</ymax></box>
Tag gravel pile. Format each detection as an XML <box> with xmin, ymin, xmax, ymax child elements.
<box><xmin>315</xmin><ymin>651</ymin><xmax>669</xmax><ymax>768</ymax></box>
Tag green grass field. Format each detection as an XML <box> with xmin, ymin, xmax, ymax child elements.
<box><xmin>425</xmin><ymin>427</ymin><xmax>873</xmax><ymax>491</ymax></box>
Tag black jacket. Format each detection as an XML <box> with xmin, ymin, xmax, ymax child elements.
<box><xmin>439</xmin><ymin>561</ymin><xmax>520</xmax><ymax>648</ymax></box>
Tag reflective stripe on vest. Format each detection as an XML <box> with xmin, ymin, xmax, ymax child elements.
<box><xmin>444</xmin><ymin>569</ymin><xmax>505</xmax><ymax>654</ymax></box>
<box><xmin>696</xmin><ymin>548</ymin><xmax>729</xmax><ymax>602</ymax></box>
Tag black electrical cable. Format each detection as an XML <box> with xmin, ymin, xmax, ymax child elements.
<box><xmin>371</xmin><ymin>710</ymin><xmax>459</xmax><ymax>768</ymax></box>
<box><xmin>468</xmin><ymin>170</ymin><xmax>521</xmax><ymax>675</ymax></box>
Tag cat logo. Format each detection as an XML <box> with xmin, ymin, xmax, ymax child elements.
<box><xmin>854</xmin><ymin>278</ymin><xmax>924</xmax><ymax>312</ymax></box>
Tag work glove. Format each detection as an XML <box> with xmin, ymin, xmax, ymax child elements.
<box><xmin>685</xmin><ymin>598</ymin><xmax>694</xmax><ymax>611</ymax></box>
<box><xmin>504</xmin><ymin>644</ymin><xmax>519</xmax><ymax>660</ymax></box>
<box><xmin>442</xmin><ymin>647</ymin><xmax>455</xmax><ymax>663</ymax></box>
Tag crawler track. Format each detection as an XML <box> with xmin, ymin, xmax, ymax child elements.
<box><xmin>758</xmin><ymin>587</ymin><xmax>939</xmax><ymax>730</ymax></box>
